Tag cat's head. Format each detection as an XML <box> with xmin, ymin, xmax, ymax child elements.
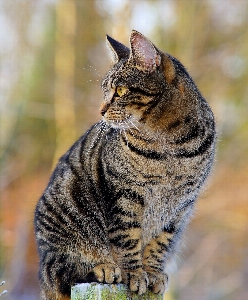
<box><xmin>100</xmin><ymin>30</ymin><xmax>187</xmax><ymax>131</ymax></box>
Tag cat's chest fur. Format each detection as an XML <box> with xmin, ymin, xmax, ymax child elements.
<box><xmin>102</xmin><ymin>129</ymin><xmax>192</xmax><ymax>245</ymax></box>
<box><xmin>103</xmin><ymin>129</ymin><xmax>169</xmax><ymax>184</ymax></box>
<box><xmin>141</xmin><ymin>185</ymin><xmax>172</xmax><ymax>245</ymax></box>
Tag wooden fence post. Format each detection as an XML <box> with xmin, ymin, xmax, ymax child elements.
<box><xmin>71</xmin><ymin>283</ymin><xmax>163</xmax><ymax>300</ymax></box>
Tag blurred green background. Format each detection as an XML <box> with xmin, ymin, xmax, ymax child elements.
<box><xmin>0</xmin><ymin>1</ymin><xmax>248</xmax><ymax>299</ymax></box>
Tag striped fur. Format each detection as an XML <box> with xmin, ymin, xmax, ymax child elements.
<box><xmin>35</xmin><ymin>30</ymin><xmax>216</xmax><ymax>299</ymax></box>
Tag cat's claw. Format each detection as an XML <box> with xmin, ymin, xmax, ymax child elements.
<box><xmin>91</xmin><ymin>263</ymin><xmax>122</xmax><ymax>284</ymax></box>
<box><xmin>122</xmin><ymin>269</ymin><xmax>148</xmax><ymax>295</ymax></box>
<box><xmin>147</xmin><ymin>272</ymin><xmax>168</xmax><ymax>294</ymax></box>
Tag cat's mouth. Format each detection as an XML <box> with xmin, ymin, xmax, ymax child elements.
<box><xmin>102</xmin><ymin>115</ymin><xmax>140</xmax><ymax>131</ymax></box>
<box><xmin>103</xmin><ymin>116</ymin><xmax>131</xmax><ymax>129</ymax></box>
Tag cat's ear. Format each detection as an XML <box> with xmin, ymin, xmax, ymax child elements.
<box><xmin>129</xmin><ymin>30</ymin><xmax>161</xmax><ymax>72</ymax></box>
<box><xmin>106</xmin><ymin>35</ymin><xmax>130</xmax><ymax>64</ymax></box>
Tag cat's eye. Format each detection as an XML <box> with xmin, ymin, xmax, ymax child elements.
<box><xmin>116</xmin><ymin>86</ymin><xmax>128</xmax><ymax>97</ymax></box>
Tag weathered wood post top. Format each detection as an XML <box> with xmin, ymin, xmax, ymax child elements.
<box><xmin>71</xmin><ymin>283</ymin><xmax>163</xmax><ymax>300</ymax></box>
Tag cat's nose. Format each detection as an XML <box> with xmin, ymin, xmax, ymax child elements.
<box><xmin>100</xmin><ymin>102</ymin><xmax>110</xmax><ymax>116</ymax></box>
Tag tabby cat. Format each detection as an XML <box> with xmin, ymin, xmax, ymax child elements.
<box><xmin>34</xmin><ymin>30</ymin><xmax>216</xmax><ymax>300</ymax></box>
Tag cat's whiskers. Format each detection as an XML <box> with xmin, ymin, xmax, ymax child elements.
<box><xmin>123</xmin><ymin>120</ymin><xmax>131</xmax><ymax>130</ymax></box>
<box><xmin>128</xmin><ymin>127</ymin><xmax>138</xmax><ymax>142</ymax></box>
<box><xmin>127</xmin><ymin>118</ymin><xmax>153</xmax><ymax>142</ymax></box>
<box><xmin>123</xmin><ymin>119</ymin><xmax>137</xmax><ymax>141</ymax></box>
<box><xmin>128</xmin><ymin>119</ymin><xmax>140</xmax><ymax>132</ymax></box>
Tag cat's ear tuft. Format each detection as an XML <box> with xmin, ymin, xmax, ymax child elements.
<box><xmin>106</xmin><ymin>35</ymin><xmax>130</xmax><ymax>64</ymax></box>
<box><xmin>129</xmin><ymin>30</ymin><xmax>161</xmax><ymax>72</ymax></box>
<box><xmin>162</xmin><ymin>54</ymin><xmax>176</xmax><ymax>83</ymax></box>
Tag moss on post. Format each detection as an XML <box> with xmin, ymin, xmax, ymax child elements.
<box><xmin>71</xmin><ymin>283</ymin><xmax>163</xmax><ymax>300</ymax></box>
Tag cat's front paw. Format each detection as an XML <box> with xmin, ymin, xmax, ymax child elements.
<box><xmin>146</xmin><ymin>271</ymin><xmax>168</xmax><ymax>294</ymax></box>
<box><xmin>89</xmin><ymin>263</ymin><xmax>122</xmax><ymax>284</ymax></box>
<box><xmin>122</xmin><ymin>269</ymin><xmax>148</xmax><ymax>295</ymax></box>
